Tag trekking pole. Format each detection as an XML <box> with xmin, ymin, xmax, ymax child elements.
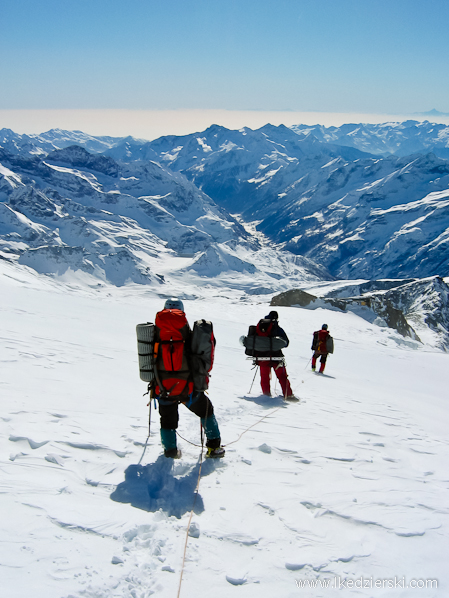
<box><xmin>138</xmin><ymin>384</ymin><xmax>154</xmax><ymax>465</ymax></box>
<box><xmin>249</xmin><ymin>365</ymin><xmax>259</xmax><ymax>394</ymax></box>
<box><xmin>304</xmin><ymin>356</ymin><xmax>312</xmax><ymax>370</ymax></box>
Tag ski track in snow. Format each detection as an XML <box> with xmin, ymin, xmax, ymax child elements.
<box><xmin>1</xmin><ymin>263</ymin><xmax>448</xmax><ymax>597</ymax></box>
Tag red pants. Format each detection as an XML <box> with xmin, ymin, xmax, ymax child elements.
<box><xmin>312</xmin><ymin>351</ymin><xmax>327</xmax><ymax>372</ymax></box>
<box><xmin>260</xmin><ymin>363</ymin><xmax>292</xmax><ymax>397</ymax></box>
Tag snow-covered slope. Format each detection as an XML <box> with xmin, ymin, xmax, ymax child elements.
<box><xmin>277</xmin><ymin>154</ymin><xmax>449</xmax><ymax>279</ymax></box>
<box><xmin>0</xmin><ymin>144</ymin><xmax>331</xmax><ymax>289</ymax></box>
<box><xmin>1</xmin><ymin>259</ymin><xmax>447</xmax><ymax>598</ymax></box>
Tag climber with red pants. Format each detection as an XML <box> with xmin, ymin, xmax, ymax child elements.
<box><xmin>254</xmin><ymin>311</ymin><xmax>296</xmax><ymax>400</ymax></box>
<box><xmin>311</xmin><ymin>324</ymin><xmax>333</xmax><ymax>373</ymax></box>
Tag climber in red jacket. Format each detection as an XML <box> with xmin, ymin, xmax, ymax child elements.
<box><xmin>311</xmin><ymin>324</ymin><xmax>333</xmax><ymax>373</ymax></box>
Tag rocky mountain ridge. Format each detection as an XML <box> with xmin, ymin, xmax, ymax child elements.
<box><xmin>290</xmin><ymin>120</ymin><xmax>449</xmax><ymax>159</ymax></box>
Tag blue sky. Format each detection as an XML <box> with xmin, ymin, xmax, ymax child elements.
<box><xmin>2</xmin><ymin>0</ymin><xmax>449</xmax><ymax>113</ymax></box>
<box><xmin>1</xmin><ymin>0</ymin><xmax>449</xmax><ymax>137</ymax></box>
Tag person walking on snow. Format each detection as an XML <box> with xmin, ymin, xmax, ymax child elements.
<box><xmin>311</xmin><ymin>324</ymin><xmax>332</xmax><ymax>373</ymax></box>
<box><xmin>256</xmin><ymin>311</ymin><xmax>296</xmax><ymax>400</ymax></box>
<box><xmin>154</xmin><ymin>298</ymin><xmax>225</xmax><ymax>459</ymax></box>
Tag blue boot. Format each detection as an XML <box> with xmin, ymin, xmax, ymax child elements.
<box><xmin>160</xmin><ymin>429</ymin><xmax>181</xmax><ymax>458</ymax></box>
<box><xmin>201</xmin><ymin>415</ymin><xmax>222</xmax><ymax>451</ymax></box>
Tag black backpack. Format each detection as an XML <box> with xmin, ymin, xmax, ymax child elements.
<box><xmin>242</xmin><ymin>320</ymin><xmax>288</xmax><ymax>357</ymax></box>
<box><xmin>189</xmin><ymin>319</ymin><xmax>216</xmax><ymax>391</ymax></box>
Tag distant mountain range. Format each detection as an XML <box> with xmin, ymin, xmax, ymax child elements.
<box><xmin>1</xmin><ymin>121</ymin><xmax>449</xmax><ymax>282</ymax></box>
<box><xmin>2</xmin><ymin>122</ymin><xmax>449</xmax><ymax>349</ymax></box>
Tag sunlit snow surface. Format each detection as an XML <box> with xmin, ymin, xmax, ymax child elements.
<box><xmin>1</xmin><ymin>260</ymin><xmax>448</xmax><ymax>598</ymax></box>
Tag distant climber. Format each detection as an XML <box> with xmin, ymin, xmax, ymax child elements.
<box><xmin>242</xmin><ymin>310</ymin><xmax>297</xmax><ymax>400</ymax></box>
<box><xmin>153</xmin><ymin>298</ymin><xmax>225</xmax><ymax>459</ymax></box>
<box><xmin>311</xmin><ymin>324</ymin><xmax>334</xmax><ymax>373</ymax></box>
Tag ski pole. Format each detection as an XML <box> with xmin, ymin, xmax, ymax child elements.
<box><xmin>304</xmin><ymin>356</ymin><xmax>312</xmax><ymax>370</ymax></box>
<box><xmin>138</xmin><ymin>399</ymin><xmax>152</xmax><ymax>466</ymax></box>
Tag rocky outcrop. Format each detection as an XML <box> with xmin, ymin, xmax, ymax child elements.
<box><xmin>272</xmin><ymin>276</ymin><xmax>449</xmax><ymax>350</ymax></box>
<box><xmin>271</xmin><ymin>288</ymin><xmax>420</xmax><ymax>340</ymax></box>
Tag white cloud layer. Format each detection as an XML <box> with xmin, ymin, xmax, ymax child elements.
<box><xmin>2</xmin><ymin>109</ymin><xmax>448</xmax><ymax>141</ymax></box>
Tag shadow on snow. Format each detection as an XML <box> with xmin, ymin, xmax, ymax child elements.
<box><xmin>239</xmin><ymin>394</ymin><xmax>289</xmax><ymax>409</ymax></box>
<box><xmin>110</xmin><ymin>454</ymin><xmax>221</xmax><ymax>518</ymax></box>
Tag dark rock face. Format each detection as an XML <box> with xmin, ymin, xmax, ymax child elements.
<box><xmin>270</xmin><ymin>289</ymin><xmax>317</xmax><ymax>307</ymax></box>
<box><xmin>46</xmin><ymin>146</ymin><xmax>120</xmax><ymax>177</ymax></box>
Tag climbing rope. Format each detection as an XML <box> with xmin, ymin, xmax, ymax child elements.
<box><xmin>224</xmin><ymin>404</ymin><xmax>285</xmax><ymax>447</ymax></box>
<box><xmin>177</xmin><ymin>399</ymin><xmax>208</xmax><ymax>598</ymax></box>
<box><xmin>140</xmin><ymin>369</ymin><xmax>315</xmax><ymax>597</ymax></box>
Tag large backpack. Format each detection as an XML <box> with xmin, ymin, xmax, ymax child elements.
<box><xmin>242</xmin><ymin>319</ymin><xmax>288</xmax><ymax>357</ymax></box>
<box><xmin>190</xmin><ymin>319</ymin><xmax>216</xmax><ymax>391</ymax></box>
<box><xmin>311</xmin><ymin>330</ymin><xmax>334</xmax><ymax>354</ymax></box>
<box><xmin>154</xmin><ymin>308</ymin><xmax>193</xmax><ymax>398</ymax></box>
<box><xmin>136</xmin><ymin>312</ymin><xmax>216</xmax><ymax>397</ymax></box>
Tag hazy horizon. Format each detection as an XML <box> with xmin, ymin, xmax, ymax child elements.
<box><xmin>2</xmin><ymin>108</ymin><xmax>449</xmax><ymax>141</ymax></box>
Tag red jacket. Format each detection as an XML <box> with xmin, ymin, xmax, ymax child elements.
<box><xmin>312</xmin><ymin>329</ymin><xmax>329</xmax><ymax>353</ymax></box>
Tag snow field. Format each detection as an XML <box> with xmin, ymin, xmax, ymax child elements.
<box><xmin>1</xmin><ymin>262</ymin><xmax>448</xmax><ymax>597</ymax></box>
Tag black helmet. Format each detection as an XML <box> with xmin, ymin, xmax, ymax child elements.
<box><xmin>322</xmin><ymin>324</ymin><xmax>328</xmax><ymax>330</ymax></box>
<box><xmin>267</xmin><ymin>311</ymin><xmax>279</xmax><ymax>321</ymax></box>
